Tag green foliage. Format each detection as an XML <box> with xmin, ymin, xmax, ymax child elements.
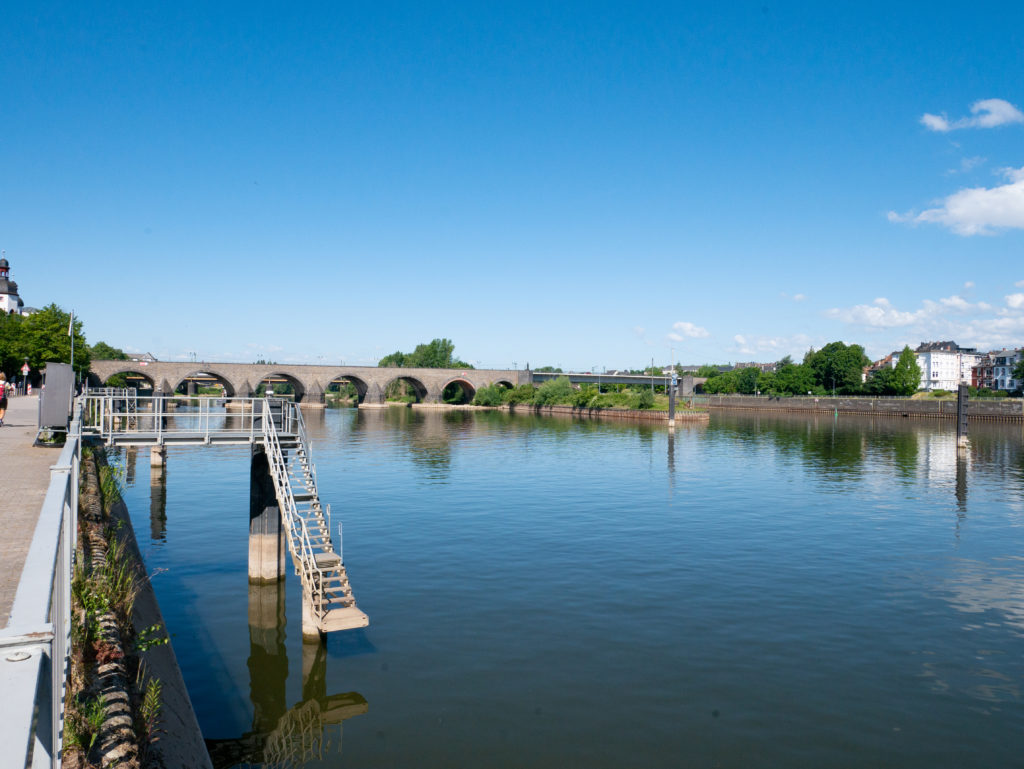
<box><xmin>630</xmin><ymin>388</ymin><xmax>655</xmax><ymax>409</ymax></box>
<box><xmin>1013</xmin><ymin>355</ymin><xmax>1024</xmax><ymax>387</ymax></box>
<box><xmin>866</xmin><ymin>346</ymin><xmax>922</xmax><ymax>396</ymax></box>
<box><xmin>0</xmin><ymin>303</ymin><xmax>89</xmax><ymax>379</ymax></box>
<box><xmin>534</xmin><ymin>366</ymin><xmax>563</xmax><ymax>373</ymax></box>
<box><xmin>534</xmin><ymin>376</ymin><xmax>575</xmax><ymax>406</ymax></box>
<box><xmin>572</xmin><ymin>385</ymin><xmax>599</xmax><ymax>407</ymax></box>
<box><xmin>65</xmin><ymin>693</ymin><xmax>106</xmax><ymax>756</ymax></box>
<box><xmin>89</xmin><ymin>341</ymin><xmax>129</xmax><ymax>360</ymax></box>
<box><xmin>378</xmin><ymin>338</ymin><xmax>473</xmax><ymax>369</ymax></box>
<box><xmin>472</xmin><ymin>384</ymin><xmax>506</xmax><ymax>406</ymax></box>
<box><xmin>891</xmin><ymin>346</ymin><xmax>922</xmax><ymax>395</ymax></box>
<box><xmin>503</xmin><ymin>384</ymin><xmax>537</xmax><ymax>404</ymax></box>
<box><xmin>442</xmin><ymin>382</ymin><xmax>471</xmax><ymax>404</ymax></box>
<box><xmin>137</xmin><ymin>675</ymin><xmax>164</xmax><ymax>750</ymax></box>
<box><xmin>696</xmin><ymin>365</ymin><xmax>724</xmax><ymax>378</ymax></box>
<box><xmin>805</xmin><ymin>341</ymin><xmax>870</xmax><ymax>394</ymax></box>
<box><xmin>133</xmin><ymin>623</ymin><xmax>169</xmax><ymax>654</ymax></box>
<box><xmin>99</xmin><ymin>465</ymin><xmax>124</xmax><ymax>512</ymax></box>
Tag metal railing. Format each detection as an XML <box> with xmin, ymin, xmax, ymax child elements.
<box><xmin>81</xmin><ymin>395</ymin><xmax>283</xmax><ymax>445</ymax></box>
<box><xmin>260</xmin><ymin>400</ymin><xmax>336</xmax><ymax>624</ymax></box>
<box><xmin>0</xmin><ymin>408</ymin><xmax>81</xmax><ymax>769</ymax></box>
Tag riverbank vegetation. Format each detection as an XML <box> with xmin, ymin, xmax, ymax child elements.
<box><xmin>66</xmin><ymin>447</ymin><xmax>168</xmax><ymax>768</ymax></box>
<box><xmin>701</xmin><ymin>343</ymin><xmax>925</xmax><ymax>397</ymax></box>
<box><xmin>472</xmin><ymin>377</ymin><xmax>683</xmax><ymax>411</ymax></box>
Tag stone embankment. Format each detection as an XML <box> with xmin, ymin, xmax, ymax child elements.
<box><xmin>502</xmin><ymin>403</ymin><xmax>710</xmax><ymax>422</ymax></box>
<box><xmin>70</xmin><ymin>451</ymin><xmax>211</xmax><ymax>769</ymax></box>
<box><xmin>701</xmin><ymin>394</ymin><xmax>1024</xmax><ymax>422</ymax></box>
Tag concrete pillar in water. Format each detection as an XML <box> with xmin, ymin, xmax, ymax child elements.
<box><xmin>956</xmin><ymin>383</ymin><xmax>969</xmax><ymax>451</ymax></box>
<box><xmin>150</xmin><ymin>445</ymin><xmax>165</xmax><ymax>468</ymax></box>
<box><xmin>301</xmin><ymin>590</ymin><xmax>323</xmax><ymax>642</ymax></box>
<box><xmin>249</xmin><ymin>446</ymin><xmax>286</xmax><ymax>583</ymax></box>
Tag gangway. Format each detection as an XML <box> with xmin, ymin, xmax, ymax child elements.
<box><xmin>80</xmin><ymin>394</ymin><xmax>368</xmax><ymax>635</ymax></box>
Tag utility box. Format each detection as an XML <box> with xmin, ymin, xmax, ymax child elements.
<box><xmin>38</xmin><ymin>362</ymin><xmax>75</xmax><ymax>430</ymax></box>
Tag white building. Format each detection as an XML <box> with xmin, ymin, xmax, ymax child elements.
<box><xmin>915</xmin><ymin>341</ymin><xmax>980</xmax><ymax>392</ymax></box>
<box><xmin>0</xmin><ymin>255</ymin><xmax>26</xmax><ymax>315</ymax></box>
<box><xmin>991</xmin><ymin>349</ymin><xmax>1023</xmax><ymax>392</ymax></box>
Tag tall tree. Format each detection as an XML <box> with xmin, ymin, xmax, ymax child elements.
<box><xmin>805</xmin><ymin>341</ymin><xmax>869</xmax><ymax>394</ymax></box>
<box><xmin>88</xmin><ymin>341</ymin><xmax>129</xmax><ymax>360</ymax></box>
<box><xmin>0</xmin><ymin>304</ymin><xmax>89</xmax><ymax>378</ymax></box>
<box><xmin>378</xmin><ymin>338</ymin><xmax>473</xmax><ymax>369</ymax></box>
<box><xmin>890</xmin><ymin>346</ymin><xmax>923</xmax><ymax>395</ymax></box>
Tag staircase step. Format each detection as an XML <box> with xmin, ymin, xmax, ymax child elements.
<box><xmin>314</xmin><ymin>552</ymin><xmax>342</xmax><ymax>568</ymax></box>
<box><xmin>319</xmin><ymin>606</ymin><xmax>369</xmax><ymax>632</ymax></box>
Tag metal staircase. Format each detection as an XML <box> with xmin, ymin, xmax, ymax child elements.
<box><xmin>261</xmin><ymin>400</ymin><xmax>369</xmax><ymax>633</ymax></box>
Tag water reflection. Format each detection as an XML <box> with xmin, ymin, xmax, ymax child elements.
<box><xmin>150</xmin><ymin>463</ymin><xmax>167</xmax><ymax>542</ymax></box>
<box><xmin>206</xmin><ymin>583</ymin><xmax>368</xmax><ymax>768</ymax></box>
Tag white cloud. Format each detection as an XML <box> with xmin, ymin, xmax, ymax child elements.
<box><xmin>669</xmin><ymin>321</ymin><xmax>709</xmax><ymax>339</ymax></box>
<box><xmin>888</xmin><ymin>166</ymin><xmax>1024</xmax><ymax>235</ymax></box>
<box><xmin>921</xmin><ymin>98</ymin><xmax>1024</xmax><ymax>132</ymax></box>
<box><xmin>792</xmin><ymin>293</ymin><xmax>806</xmax><ymax>302</ymax></box>
<box><xmin>827</xmin><ymin>297</ymin><xmax>926</xmax><ymax>328</ymax></box>
<box><xmin>730</xmin><ymin>333</ymin><xmax>814</xmax><ymax>358</ymax></box>
<box><xmin>964</xmin><ymin>281</ymin><xmax>975</xmax><ymax>289</ymax></box>
<box><xmin>828</xmin><ymin>288</ymin><xmax>1024</xmax><ymax>353</ymax></box>
<box><xmin>1016</xmin><ymin>280</ymin><xmax>1024</xmax><ymax>288</ymax></box>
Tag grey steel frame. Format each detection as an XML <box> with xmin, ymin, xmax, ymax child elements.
<box><xmin>0</xmin><ymin>409</ymin><xmax>80</xmax><ymax>768</ymax></box>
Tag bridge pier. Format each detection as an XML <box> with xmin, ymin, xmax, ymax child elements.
<box><xmin>249</xmin><ymin>446</ymin><xmax>286</xmax><ymax>584</ymax></box>
<box><xmin>360</xmin><ymin>382</ymin><xmax>385</xmax><ymax>407</ymax></box>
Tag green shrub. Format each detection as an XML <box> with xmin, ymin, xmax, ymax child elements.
<box><xmin>571</xmin><ymin>385</ymin><xmax>598</xmax><ymax>408</ymax></box>
<box><xmin>472</xmin><ymin>384</ymin><xmax>505</xmax><ymax>406</ymax></box>
<box><xmin>535</xmin><ymin>376</ymin><xmax>575</xmax><ymax>406</ymax></box>
<box><xmin>630</xmin><ymin>388</ymin><xmax>655</xmax><ymax>409</ymax></box>
<box><xmin>503</xmin><ymin>384</ymin><xmax>538</xmax><ymax>405</ymax></box>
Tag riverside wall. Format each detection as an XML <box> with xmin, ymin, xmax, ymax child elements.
<box><xmin>504</xmin><ymin>403</ymin><xmax>710</xmax><ymax>422</ymax></box>
<box><xmin>700</xmin><ymin>395</ymin><xmax>1024</xmax><ymax>422</ymax></box>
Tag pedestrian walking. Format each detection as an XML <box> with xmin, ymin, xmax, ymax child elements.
<box><xmin>0</xmin><ymin>374</ymin><xmax>8</xmax><ymax>426</ymax></box>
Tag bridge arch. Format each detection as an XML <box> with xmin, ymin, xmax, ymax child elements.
<box><xmin>256</xmin><ymin>372</ymin><xmax>306</xmax><ymax>402</ymax></box>
<box><xmin>383</xmin><ymin>376</ymin><xmax>428</xmax><ymax>403</ymax></box>
<box><xmin>441</xmin><ymin>378</ymin><xmax>476</xmax><ymax>404</ymax></box>
<box><xmin>493</xmin><ymin>379</ymin><xmax>514</xmax><ymax>389</ymax></box>
<box><xmin>91</xmin><ymin>368</ymin><xmax>158</xmax><ymax>393</ymax></box>
<box><xmin>172</xmin><ymin>370</ymin><xmax>236</xmax><ymax>397</ymax></box>
<box><xmin>328</xmin><ymin>375</ymin><xmax>368</xmax><ymax>404</ymax></box>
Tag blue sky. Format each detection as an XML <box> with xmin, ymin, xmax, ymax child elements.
<box><xmin>4</xmin><ymin>2</ymin><xmax>1024</xmax><ymax>369</ymax></box>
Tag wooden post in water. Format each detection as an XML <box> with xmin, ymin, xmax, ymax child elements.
<box><xmin>249</xmin><ymin>445</ymin><xmax>286</xmax><ymax>583</ymax></box>
<box><xmin>956</xmin><ymin>383</ymin><xmax>969</xmax><ymax>452</ymax></box>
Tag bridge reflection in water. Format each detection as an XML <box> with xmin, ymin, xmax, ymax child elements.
<box><xmin>205</xmin><ymin>581</ymin><xmax>368</xmax><ymax>768</ymax></box>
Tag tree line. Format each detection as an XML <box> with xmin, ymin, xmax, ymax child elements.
<box><xmin>700</xmin><ymin>343</ymin><xmax>923</xmax><ymax>397</ymax></box>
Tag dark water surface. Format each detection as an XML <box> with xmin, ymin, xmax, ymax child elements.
<box><xmin>115</xmin><ymin>408</ymin><xmax>1024</xmax><ymax>768</ymax></box>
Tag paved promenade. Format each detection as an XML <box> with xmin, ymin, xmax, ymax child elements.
<box><xmin>0</xmin><ymin>395</ymin><xmax>59</xmax><ymax>628</ymax></box>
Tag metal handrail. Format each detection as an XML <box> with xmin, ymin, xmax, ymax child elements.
<box><xmin>260</xmin><ymin>401</ymin><xmax>331</xmax><ymax>621</ymax></box>
<box><xmin>0</xmin><ymin>406</ymin><xmax>81</xmax><ymax>768</ymax></box>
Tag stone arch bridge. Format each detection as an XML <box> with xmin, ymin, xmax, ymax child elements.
<box><xmin>88</xmin><ymin>360</ymin><xmax>528</xmax><ymax>405</ymax></box>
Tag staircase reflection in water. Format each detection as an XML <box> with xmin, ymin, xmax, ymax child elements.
<box><xmin>206</xmin><ymin>582</ymin><xmax>368</xmax><ymax>768</ymax></box>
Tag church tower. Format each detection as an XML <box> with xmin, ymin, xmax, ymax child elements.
<box><xmin>0</xmin><ymin>253</ymin><xmax>26</xmax><ymax>315</ymax></box>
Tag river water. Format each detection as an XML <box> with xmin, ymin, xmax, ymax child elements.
<box><xmin>115</xmin><ymin>408</ymin><xmax>1024</xmax><ymax>768</ymax></box>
